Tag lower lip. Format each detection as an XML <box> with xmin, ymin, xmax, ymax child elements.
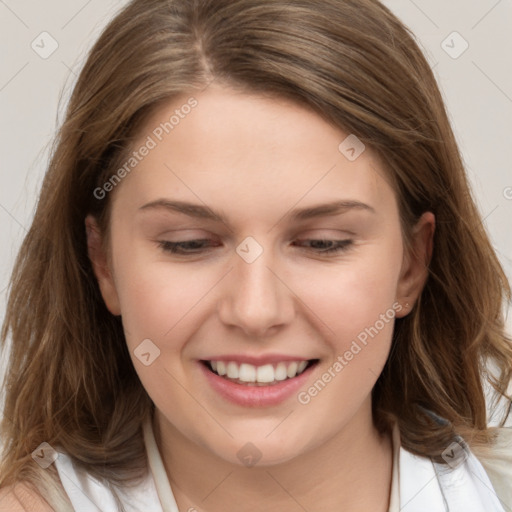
<box><xmin>199</xmin><ymin>361</ymin><xmax>316</xmax><ymax>407</ymax></box>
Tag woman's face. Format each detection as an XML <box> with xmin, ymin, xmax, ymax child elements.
<box><xmin>87</xmin><ymin>85</ymin><xmax>433</xmax><ymax>466</ymax></box>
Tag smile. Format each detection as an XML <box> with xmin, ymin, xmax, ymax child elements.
<box><xmin>199</xmin><ymin>357</ymin><xmax>319</xmax><ymax>407</ymax></box>
<box><xmin>205</xmin><ymin>360</ymin><xmax>314</xmax><ymax>385</ymax></box>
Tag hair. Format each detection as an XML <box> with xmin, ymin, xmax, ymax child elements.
<box><xmin>1</xmin><ymin>0</ymin><xmax>511</xmax><ymax>509</ymax></box>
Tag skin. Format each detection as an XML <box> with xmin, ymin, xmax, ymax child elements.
<box><xmin>86</xmin><ymin>85</ymin><xmax>435</xmax><ymax>512</ymax></box>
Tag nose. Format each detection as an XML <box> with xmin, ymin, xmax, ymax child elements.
<box><xmin>217</xmin><ymin>243</ymin><xmax>295</xmax><ymax>338</ymax></box>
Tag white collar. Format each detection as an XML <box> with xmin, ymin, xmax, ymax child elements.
<box><xmin>143</xmin><ymin>415</ymin><xmax>180</xmax><ymax>512</ymax></box>
<box><xmin>144</xmin><ymin>416</ymin><xmax>507</xmax><ymax>512</ymax></box>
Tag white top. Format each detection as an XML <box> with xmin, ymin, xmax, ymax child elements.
<box><xmin>54</xmin><ymin>417</ymin><xmax>512</xmax><ymax>512</ymax></box>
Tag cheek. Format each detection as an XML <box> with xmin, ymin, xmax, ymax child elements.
<box><xmin>118</xmin><ymin>271</ymin><xmax>210</xmax><ymax>348</ymax></box>
<box><xmin>292</xmin><ymin>247</ymin><xmax>400</xmax><ymax>431</ymax></box>
<box><xmin>300</xmin><ymin>239</ymin><xmax>403</xmax><ymax>343</ymax></box>
<box><xmin>291</xmin><ymin>239</ymin><xmax>402</xmax><ymax>415</ymax></box>
<box><xmin>110</xmin><ymin>238</ymin><xmax>210</xmax><ymax>350</ymax></box>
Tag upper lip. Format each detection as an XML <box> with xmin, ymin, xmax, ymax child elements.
<box><xmin>200</xmin><ymin>354</ymin><xmax>315</xmax><ymax>365</ymax></box>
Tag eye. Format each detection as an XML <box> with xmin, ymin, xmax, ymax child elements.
<box><xmin>157</xmin><ymin>238</ymin><xmax>353</xmax><ymax>256</ymax></box>
<box><xmin>157</xmin><ymin>239</ymin><xmax>215</xmax><ymax>254</ymax></box>
<box><xmin>293</xmin><ymin>238</ymin><xmax>353</xmax><ymax>254</ymax></box>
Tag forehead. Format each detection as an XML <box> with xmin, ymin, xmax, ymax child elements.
<box><xmin>110</xmin><ymin>86</ymin><xmax>397</xmax><ymax>225</ymax></box>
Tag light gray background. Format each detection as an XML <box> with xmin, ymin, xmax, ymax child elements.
<box><xmin>0</xmin><ymin>1</ymin><xmax>511</xmax><ymax>422</ymax></box>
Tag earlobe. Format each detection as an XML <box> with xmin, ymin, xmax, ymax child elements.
<box><xmin>395</xmin><ymin>211</ymin><xmax>435</xmax><ymax>318</ymax></box>
<box><xmin>85</xmin><ymin>214</ymin><xmax>121</xmax><ymax>316</ymax></box>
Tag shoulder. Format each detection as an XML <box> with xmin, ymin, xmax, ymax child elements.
<box><xmin>471</xmin><ymin>426</ymin><xmax>512</xmax><ymax>509</ymax></box>
<box><xmin>398</xmin><ymin>439</ymin><xmax>510</xmax><ymax>511</ymax></box>
<box><xmin>0</xmin><ymin>482</ymin><xmax>54</xmax><ymax>512</ymax></box>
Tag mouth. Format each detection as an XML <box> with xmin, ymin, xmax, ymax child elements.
<box><xmin>201</xmin><ymin>359</ymin><xmax>319</xmax><ymax>386</ymax></box>
<box><xmin>199</xmin><ymin>357</ymin><xmax>320</xmax><ymax>407</ymax></box>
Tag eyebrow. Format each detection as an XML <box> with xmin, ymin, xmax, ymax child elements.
<box><xmin>139</xmin><ymin>199</ymin><xmax>375</xmax><ymax>225</ymax></box>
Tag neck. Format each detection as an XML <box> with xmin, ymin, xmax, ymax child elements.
<box><xmin>153</xmin><ymin>401</ymin><xmax>393</xmax><ymax>512</ymax></box>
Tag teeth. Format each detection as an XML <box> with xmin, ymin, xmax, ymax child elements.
<box><xmin>216</xmin><ymin>361</ymin><xmax>227</xmax><ymax>375</ymax></box>
<box><xmin>227</xmin><ymin>362</ymin><xmax>239</xmax><ymax>379</ymax></box>
<box><xmin>256</xmin><ymin>364</ymin><xmax>274</xmax><ymax>383</ymax></box>
<box><xmin>207</xmin><ymin>360</ymin><xmax>311</xmax><ymax>383</ymax></box>
<box><xmin>274</xmin><ymin>362</ymin><xmax>288</xmax><ymax>381</ymax></box>
<box><xmin>239</xmin><ymin>363</ymin><xmax>256</xmax><ymax>382</ymax></box>
<box><xmin>286</xmin><ymin>362</ymin><xmax>298</xmax><ymax>378</ymax></box>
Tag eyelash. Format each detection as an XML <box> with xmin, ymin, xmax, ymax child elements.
<box><xmin>157</xmin><ymin>238</ymin><xmax>353</xmax><ymax>256</ymax></box>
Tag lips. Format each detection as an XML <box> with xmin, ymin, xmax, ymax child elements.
<box><xmin>199</xmin><ymin>357</ymin><xmax>319</xmax><ymax>407</ymax></box>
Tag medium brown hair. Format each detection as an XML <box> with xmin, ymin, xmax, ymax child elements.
<box><xmin>1</xmin><ymin>0</ymin><xmax>511</xmax><ymax>508</ymax></box>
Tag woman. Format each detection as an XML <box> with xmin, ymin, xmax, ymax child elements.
<box><xmin>0</xmin><ymin>0</ymin><xmax>511</xmax><ymax>510</ymax></box>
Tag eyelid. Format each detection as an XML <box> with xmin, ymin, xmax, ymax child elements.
<box><xmin>156</xmin><ymin>236</ymin><xmax>354</xmax><ymax>257</ymax></box>
<box><xmin>156</xmin><ymin>227</ymin><xmax>355</xmax><ymax>238</ymax></box>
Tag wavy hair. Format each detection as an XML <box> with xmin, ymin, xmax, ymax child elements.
<box><xmin>1</xmin><ymin>0</ymin><xmax>511</xmax><ymax>509</ymax></box>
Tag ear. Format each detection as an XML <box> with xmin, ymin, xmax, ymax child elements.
<box><xmin>395</xmin><ymin>211</ymin><xmax>435</xmax><ymax>318</ymax></box>
<box><xmin>85</xmin><ymin>214</ymin><xmax>121</xmax><ymax>316</ymax></box>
